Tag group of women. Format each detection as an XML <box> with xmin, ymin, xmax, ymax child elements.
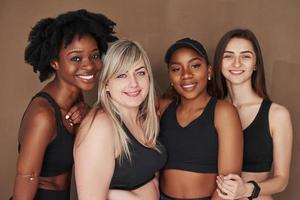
<box><xmin>11</xmin><ymin>9</ymin><xmax>293</xmax><ymax>200</ymax></box>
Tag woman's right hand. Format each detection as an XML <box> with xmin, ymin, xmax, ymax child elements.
<box><xmin>216</xmin><ymin>174</ymin><xmax>253</xmax><ymax>200</ymax></box>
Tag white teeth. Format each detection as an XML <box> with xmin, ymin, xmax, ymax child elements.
<box><xmin>182</xmin><ymin>83</ymin><xmax>196</xmax><ymax>88</ymax></box>
<box><xmin>125</xmin><ymin>91</ymin><xmax>140</xmax><ymax>96</ymax></box>
<box><xmin>78</xmin><ymin>75</ymin><xmax>94</xmax><ymax>80</ymax></box>
<box><xmin>230</xmin><ymin>70</ymin><xmax>244</xmax><ymax>74</ymax></box>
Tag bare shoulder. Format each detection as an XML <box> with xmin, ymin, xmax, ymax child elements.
<box><xmin>215</xmin><ymin>99</ymin><xmax>238</xmax><ymax>116</ymax></box>
<box><xmin>269</xmin><ymin>102</ymin><xmax>292</xmax><ymax>135</ymax></box>
<box><xmin>214</xmin><ymin>99</ymin><xmax>241</xmax><ymax>131</ymax></box>
<box><xmin>20</xmin><ymin>97</ymin><xmax>56</xmax><ymax>141</ymax></box>
<box><xmin>17</xmin><ymin>97</ymin><xmax>58</xmax><ymax>154</ymax></box>
<box><xmin>75</xmin><ymin>108</ymin><xmax>115</xmax><ymax>148</ymax></box>
<box><xmin>269</xmin><ymin>102</ymin><xmax>291</xmax><ymax>120</ymax></box>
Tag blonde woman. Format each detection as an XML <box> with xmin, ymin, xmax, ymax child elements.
<box><xmin>74</xmin><ymin>40</ymin><xmax>167</xmax><ymax>200</ymax></box>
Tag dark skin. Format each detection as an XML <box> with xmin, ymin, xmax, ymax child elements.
<box><xmin>159</xmin><ymin>48</ymin><xmax>243</xmax><ymax>199</ymax></box>
<box><xmin>12</xmin><ymin>34</ymin><xmax>101</xmax><ymax>199</ymax></box>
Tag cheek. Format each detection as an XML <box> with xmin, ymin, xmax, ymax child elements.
<box><xmin>95</xmin><ymin>61</ymin><xmax>102</xmax><ymax>72</ymax></box>
<box><xmin>168</xmin><ymin>72</ymin><xmax>179</xmax><ymax>83</ymax></box>
<box><xmin>140</xmin><ymin>77</ymin><xmax>150</xmax><ymax>91</ymax></box>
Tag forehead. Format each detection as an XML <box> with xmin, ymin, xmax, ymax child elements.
<box><xmin>170</xmin><ymin>47</ymin><xmax>205</xmax><ymax>61</ymax></box>
<box><xmin>63</xmin><ymin>34</ymin><xmax>98</xmax><ymax>51</ymax></box>
<box><xmin>225</xmin><ymin>38</ymin><xmax>254</xmax><ymax>52</ymax></box>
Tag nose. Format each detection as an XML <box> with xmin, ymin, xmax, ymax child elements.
<box><xmin>233</xmin><ymin>57</ymin><xmax>241</xmax><ymax>68</ymax></box>
<box><xmin>82</xmin><ymin>57</ymin><xmax>100</xmax><ymax>70</ymax></box>
<box><xmin>181</xmin><ymin>67</ymin><xmax>193</xmax><ymax>79</ymax></box>
<box><xmin>129</xmin><ymin>74</ymin><xmax>138</xmax><ymax>88</ymax></box>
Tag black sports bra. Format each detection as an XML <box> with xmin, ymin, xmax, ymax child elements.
<box><xmin>110</xmin><ymin>125</ymin><xmax>167</xmax><ymax>190</ymax></box>
<box><xmin>159</xmin><ymin>97</ymin><xmax>218</xmax><ymax>173</ymax></box>
<box><xmin>243</xmin><ymin>99</ymin><xmax>273</xmax><ymax>172</ymax></box>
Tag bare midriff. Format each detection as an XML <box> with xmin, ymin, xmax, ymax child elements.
<box><xmin>160</xmin><ymin>169</ymin><xmax>216</xmax><ymax>198</ymax></box>
<box><xmin>38</xmin><ymin>171</ymin><xmax>72</xmax><ymax>190</ymax></box>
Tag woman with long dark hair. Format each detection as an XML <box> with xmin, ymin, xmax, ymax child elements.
<box><xmin>214</xmin><ymin>29</ymin><xmax>293</xmax><ymax>200</ymax></box>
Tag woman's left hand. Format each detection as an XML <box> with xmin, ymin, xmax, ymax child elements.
<box><xmin>216</xmin><ymin>174</ymin><xmax>252</xmax><ymax>200</ymax></box>
<box><xmin>65</xmin><ymin>101</ymin><xmax>90</xmax><ymax>126</ymax></box>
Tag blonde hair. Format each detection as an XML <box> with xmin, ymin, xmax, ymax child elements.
<box><xmin>97</xmin><ymin>40</ymin><xmax>159</xmax><ymax>161</ymax></box>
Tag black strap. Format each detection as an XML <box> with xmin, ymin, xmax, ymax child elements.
<box><xmin>33</xmin><ymin>92</ymin><xmax>64</xmax><ymax>128</ymax></box>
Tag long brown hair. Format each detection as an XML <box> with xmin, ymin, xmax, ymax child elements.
<box><xmin>213</xmin><ymin>29</ymin><xmax>269</xmax><ymax>99</ymax></box>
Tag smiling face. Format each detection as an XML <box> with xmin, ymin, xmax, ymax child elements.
<box><xmin>221</xmin><ymin>37</ymin><xmax>256</xmax><ymax>86</ymax></box>
<box><xmin>168</xmin><ymin>47</ymin><xmax>211</xmax><ymax>101</ymax></box>
<box><xmin>51</xmin><ymin>34</ymin><xmax>102</xmax><ymax>91</ymax></box>
<box><xmin>106</xmin><ymin>58</ymin><xmax>150</xmax><ymax>110</ymax></box>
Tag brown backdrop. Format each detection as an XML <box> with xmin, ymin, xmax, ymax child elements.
<box><xmin>1</xmin><ymin>0</ymin><xmax>299</xmax><ymax>199</ymax></box>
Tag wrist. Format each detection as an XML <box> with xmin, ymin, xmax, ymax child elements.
<box><xmin>247</xmin><ymin>180</ymin><xmax>261</xmax><ymax>200</ymax></box>
<box><xmin>245</xmin><ymin>182</ymin><xmax>255</xmax><ymax>198</ymax></box>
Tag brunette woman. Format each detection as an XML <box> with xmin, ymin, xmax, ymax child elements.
<box><xmin>214</xmin><ymin>29</ymin><xmax>293</xmax><ymax>200</ymax></box>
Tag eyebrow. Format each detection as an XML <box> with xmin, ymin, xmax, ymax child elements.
<box><xmin>66</xmin><ymin>48</ymin><xmax>99</xmax><ymax>55</ymax></box>
<box><xmin>135</xmin><ymin>66</ymin><xmax>146</xmax><ymax>72</ymax></box>
<box><xmin>224</xmin><ymin>50</ymin><xmax>254</xmax><ymax>54</ymax></box>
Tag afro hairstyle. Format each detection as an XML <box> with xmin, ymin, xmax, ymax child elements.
<box><xmin>25</xmin><ymin>9</ymin><xmax>117</xmax><ymax>82</ymax></box>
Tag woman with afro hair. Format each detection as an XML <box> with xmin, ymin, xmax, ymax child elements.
<box><xmin>11</xmin><ymin>9</ymin><xmax>117</xmax><ymax>200</ymax></box>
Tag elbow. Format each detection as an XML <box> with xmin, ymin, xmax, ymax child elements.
<box><xmin>278</xmin><ymin>182</ymin><xmax>288</xmax><ymax>193</ymax></box>
<box><xmin>277</xmin><ymin>176</ymin><xmax>290</xmax><ymax>193</ymax></box>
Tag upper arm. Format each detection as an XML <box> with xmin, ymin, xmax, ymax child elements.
<box><xmin>13</xmin><ymin>100</ymin><xmax>56</xmax><ymax>199</ymax></box>
<box><xmin>74</xmin><ymin>110</ymin><xmax>115</xmax><ymax>200</ymax></box>
<box><xmin>17</xmin><ymin>100</ymin><xmax>56</xmax><ymax>175</ymax></box>
<box><xmin>270</xmin><ymin>103</ymin><xmax>293</xmax><ymax>179</ymax></box>
<box><xmin>215</xmin><ymin>100</ymin><xmax>243</xmax><ymax>175</ymax></box>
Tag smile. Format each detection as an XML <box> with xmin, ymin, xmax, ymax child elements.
<box><xmin>229</xmin><ymin>70</ymin><xmax>244</xmax><ymax>75</ymax></box>
<box><xmin>181</xmin><ymin>82</ymin><xmax>197</xmax><ymax>89</ymax></box>
<box><xmin>124</xmin><ymin>90</ymin><xmax>141</xmax><ymax>97</ymax></box>
<box><xmin>77</xmin><ymin>74</ymin><xmax>95</xmax><ymax>80</ymax></box>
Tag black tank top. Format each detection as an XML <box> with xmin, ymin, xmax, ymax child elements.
<box><xmin>19</xmin><ymin>92</ymin><xmax>75</xmax><ymax>177</ymax></box>
<box><xmin>159</xmin><ymin>97</ymin><xmax>218</xmax><ymax>173</ymax></box>
<box><xmin>243</xmin><ymin>99</ymin><xmax>273</xmax><ymax>172</ymax></box>
<box><xmin>110</xmin><ymin>125</ymin><xmax>167</xmax><ymax>190</ymax></box>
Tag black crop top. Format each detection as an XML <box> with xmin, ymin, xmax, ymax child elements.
<box><xmin>159</xmin><ymin>97</ymin><xmax>218</xmax><ymax>173</ymax></box>
<box><xmin>110</xmin><ymin>125</ymin><xmax>167</xmax><ymax>190</ymax></box>
<box><xmin>19</xmin><ymin>92</ymin><xmax>75</xmax><ymax>177</ymax></box>
<box><xmin>243</xmin><ymin>99</ymin><xmax>273</xmax><ymax>172</ymax></box>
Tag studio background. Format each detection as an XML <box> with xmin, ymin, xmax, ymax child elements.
<box><xmin>1</xmin><ymin>0</ymin><xmax>299</xmax><ymax>199</ymax></box>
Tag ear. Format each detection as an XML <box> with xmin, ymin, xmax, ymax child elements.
<box><xmin>105</xmin><ymin>83</ymin><xmax>110</xmax><ymax>92</ymax></box>
<box><xmin>50</xmin><ymin>60</ymin><xmax>59</xmax><ymax>70</ymax></box>
<box><xmin>208</xmin><ymin>65</ymin><xmax>212</xmax><ymax>76</ymax></box>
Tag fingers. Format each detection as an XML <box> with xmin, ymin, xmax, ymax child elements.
<box><xmin>65</xmin><ymin>102</ymin><xmax>90</xmax><ymax>125</ymax></box>
<box><xmin>69</xmin><ymin>110</ymin><xmax>82</xmax><ymax>125</ymax></box>
<box><xmin>216</xmin><ymin>189</ymin><xmax>234</xmax><ymax>200</ymax></box>
<box><xmin>224</xmin><ymin>173</ymin><xmax>242</xmax><ymax>181</ymax></box>
<box><xmin>216</xmin><ymin>177</ymin><xmax>235</xmax><ymax>197</ymax></box>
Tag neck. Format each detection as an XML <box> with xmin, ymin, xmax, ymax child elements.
<box><xmin>43</xmin><ymin>77</ymin><xmax>81</xmax><ymax>111</ymax></box>
<box><xmin>113</xmin><ymin>103</ymin><xmax>140</xmax><ymax>126</ymax></box>
<box><xmin>180</xmin><ymin>92</ymin><xmax>211</xmax><ymax>112</ymax></box>
<box><xmin>226</xmin><ymin>81</ymin><xmax>261</xmax><ymax>107</ymax></box>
